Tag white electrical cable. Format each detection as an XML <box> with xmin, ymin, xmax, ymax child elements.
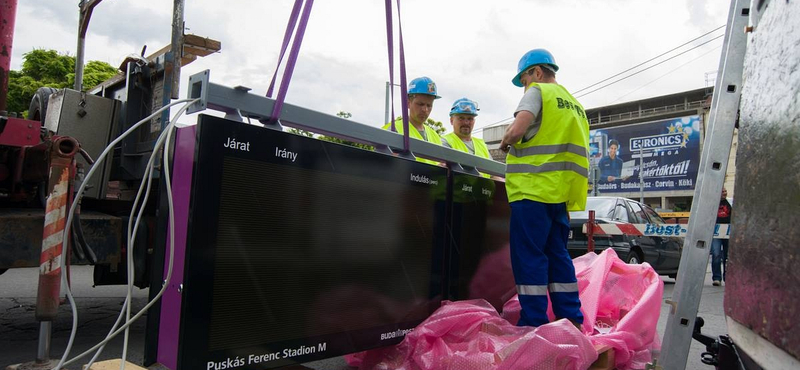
<box><xmin>84</xmin><ymin>123</ymin><xmax>171</xmax><ymax>368</ymax></box>
<box><xmin>83</xmin><ymin>299</ymin><xmax>128</xmax><ymax>369</ymax></box>
<box><xmin>62</xmin><ymin>100</ymin><xmax>194</xmax><ymax>370</ymax></box>
<box><xmin>52</xmin><ymin>98</ymin><xmax>198</xmax><ymax>370</ymax></box>
<box><xmin>84</xmin><ymin>121</ymin><xmax>170</xmax><ymax>370</ymax></box>
<box><xmin>118</xmin><ymin>100</ymin><xmax>186</xmax><ymax>369</ymax></box>
<box><xmin>65</xmin><ymin>100</ymin><xmax>194</xmax><ymax>370</ymax></box>
<box><xmin>121</xmin><ymin>121</ymin><xmax>166</xmax><ymax>370</ymax></box>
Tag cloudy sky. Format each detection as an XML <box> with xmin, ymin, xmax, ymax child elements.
<box><xmin>11</xmin><ymin>0</ymin><xmax>729</xmax><ymax>136</ymax></box>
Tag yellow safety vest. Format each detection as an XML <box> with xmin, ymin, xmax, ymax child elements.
<box><xmin>382</xmin><ymin>118</ymin><xmax>443</xmax><ymax>166</ymax></box>
<box><xmin>443</xmin><ymin>132</ymin><xmax>491</xmax><ymax>178</ymax></box>
<box><xmin>505</xmin><ymin>83</ymin><xmax>590</xmax><ymax>211</ymax></box>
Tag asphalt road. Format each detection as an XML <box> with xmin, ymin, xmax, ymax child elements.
<box><xmin>1</xmin><ymin>265</ymin><xmax>727</xmax><ymax>370</ymax></box>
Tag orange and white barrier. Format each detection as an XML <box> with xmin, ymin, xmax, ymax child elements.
<box><xmin>35</xmin><ymin>136</ymin><xmax>78</xmax><ymax>322</ymax></box>
<box><xmin>583</xmin><ymin>223</ymin><xmax>731</xmax><ymax>239</ymax></box>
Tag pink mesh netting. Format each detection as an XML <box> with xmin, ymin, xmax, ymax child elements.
<box><xmin>346</xmin><ymin>248</ymin><xmax>663</xmax><ymax>370</ymax></box>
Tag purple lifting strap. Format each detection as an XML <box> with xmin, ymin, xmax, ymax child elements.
<box><xmin>396</xmin><ymin>0</ymin><xmax>410</xmax><ymax>153</ymax></box>
<box><xmin>385</xmin><ymin>0</ymin><xmax>395</xmax><ymax>132</ymax></box>
<box><xmin>268</xmin><ymin>0</ymin><xmax>315</xmax><ymax>123</ymax></box>
<box><xmin>266</xmin><ymin>0</ymin><xmax>303</xmax><ymax>98</ymax></box>
<box><xmin>386</xmin><ymin>0</ymin><xmax>411</xmax><ymax>153</ymax></box>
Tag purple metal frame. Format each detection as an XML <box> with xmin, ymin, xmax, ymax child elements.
<box><xmin>156</xmin><ymin>125</ymin><xmax>196</xmax><ymax>369</ymax></box>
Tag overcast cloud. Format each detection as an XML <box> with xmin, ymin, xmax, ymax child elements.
<box><xmin>11</xmin><ymin>0</ymin><xmax>729</xmax><ymax>136</ymax></box>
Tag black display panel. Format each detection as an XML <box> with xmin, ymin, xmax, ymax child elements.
<box><xmin>179</xmin><ymin>115</ymin><xmax>447</xmax><ymax>370</ymax></box>
<box><xmin>447</xmin><ymin>174</ymin><xmax>514</xmax><ymax>311</ymax></box>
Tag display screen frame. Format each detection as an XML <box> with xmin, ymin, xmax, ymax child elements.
<box><xmin>177</xmin><ymin>115</ymin><xmax>449</xmax><ymax>370</ymax></box>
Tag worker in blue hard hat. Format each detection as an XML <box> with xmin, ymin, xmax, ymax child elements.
<box><xmin>382</xmin><ymin>76</ymin><xmax>443</xmax><ymax>165</ymax></box>
<box><xmin>499</xmin><ymin>48</ymin><xmax>590</xmax><ymax>329</ymax></box>
<box><xmin>441</xmin><ymin>98</ymin><xmax>491</xmax><ymax>177</ymax></box>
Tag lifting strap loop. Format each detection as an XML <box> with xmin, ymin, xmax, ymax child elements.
<box><xmin>386</xmin><ymin>0</ymin><xmax>411</xmax><ymax>153</ymax></box>
<box><xmin>266</xmin><ymin>0</ymin><xmax>303</xmax><ymax>99</ymax></box>
<box><xmin>267</xmin><ymin>0</ymin><xmax>314</xmax><ymax>123</ymax></box>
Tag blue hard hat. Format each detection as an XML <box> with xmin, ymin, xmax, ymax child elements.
<box><xmin>511</xmin><ymin>49</ymin><xmax>559</xmax><ymax>87</ymax></box>
<box><xmin>408</xmin><ymin>76</ymin><xmax>441</xmax><ymax>99</ymax></box>
<box><xmin>449</xmin><ymin>98</ymin><xmax>479</xmax><ymax>116</ymax></box>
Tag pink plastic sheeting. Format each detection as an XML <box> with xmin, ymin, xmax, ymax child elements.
<box><xmin>346</xmin><ymin>248</ymin><xmax>663</xmax><ymax>370</ymax></box>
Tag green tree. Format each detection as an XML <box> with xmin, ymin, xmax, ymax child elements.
<box><xmin>321</xmin><ymin>111</ymin><xmax>373</xmax><ymax>150</ymax></box>
<box><xmin>288</xmin><ymin>128</ymin><xmax>314</xmax><ymax>137</ymax></box>
<box><xmin>7</xmin><ymin>49</ymin><xmax>118</xmax><ymax>117</ymax></box>
<box><xmin>68</xmin><ymin>60</ymin><xmax>119</xmax><ymax>90</ymax></box>
<box><xmin>393</xmin><ymin>116</ymin><xmax>446</xmax><ymax>135</ymax></box>
<box><xmin>287</xmin><ymin>111</ymin><xmax>372</xmax><ymax>151</ymax></box>
<box><xmin>7</xmin><ymin>70</ymin><xmax>39</xmax><ymax>117</ymax></box>
<box><xmin>426</xmin><ymin>118</ymin><xmax>446</xmax><ymax>135</ymax></box>
<box><xmin>21</xmin><ymin>49</ymin><xmax>74</xmax><ymax>84</ymax></box>
<box><xmin>319</xmin><ymin>135</ymin><xmax>373</xmax><ymax>151</ymax></box>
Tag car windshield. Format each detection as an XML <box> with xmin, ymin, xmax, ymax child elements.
<box><xmin>569</xmin><ymin>198</ymin><xmax>617</xmax><ymax>220</ymax></box>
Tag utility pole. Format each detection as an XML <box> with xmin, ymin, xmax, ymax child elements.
<box><xmin>384</xmin><ymin>81</ymin><xmax>390</xmax><ymax>125</ymax></box>
<box><xmin>639</xmin><ymin>146</ymin><xmax>645</xmax><ymax>203</ymax></box>
<box><xmin>384</xmin><ymin>81</ymin><xmax>402</xmax><ymax>125</ymax></box>
<box><xmin>75</xmin><ymin>0</ymin><xmax>103</xmax><ymax>91</ymax></box>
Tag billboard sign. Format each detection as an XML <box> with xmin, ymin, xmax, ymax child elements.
<box><xmin>589</xmin><ymin>115</ymin><xmax>701</xmax><ymax>193</ymax></box>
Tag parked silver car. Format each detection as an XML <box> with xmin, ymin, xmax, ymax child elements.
<box><xmin>567</xmin><ymin>196</ymin><xmax>682</xmax><ymax>277</ymax></box>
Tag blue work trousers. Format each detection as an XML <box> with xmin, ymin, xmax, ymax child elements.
<box><xmin>510</xmin><ymin>200</ymin><xmax>583</xmax><ymax>327</ymax></box>
<box><xmin>710</xmin><ymin>238</ymin><xmax>728</xmax><ymax>282</ymax></box>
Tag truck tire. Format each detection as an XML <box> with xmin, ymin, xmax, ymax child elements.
<box><xmin>28</xmin><ymin>87</ymin><xmax>58</xmax><ymax>124</ymax></box>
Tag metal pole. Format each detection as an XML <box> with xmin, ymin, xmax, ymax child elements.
<box><xmin>587</xmin><ymin>210</ymin><xmax>595</xmax><ymax>253</ymax></box>
<box><xmin>74</xmin><ymin>36</ymin><xmax>84</xmax><ymax>91</ymax></box>
<box><xmin>74</xmin><ymin>0</ymin><xmax>103</xmax><ymax>91</ymax></box>
<box><xmin>0</xmin><ymin>0</ymin><xmax>17</xmax><ymax>114</ymax></box>
<box><xmin>384</xmin><ymin>81</ymin><xmax>390</xmax><ymax>125</ymax></box>
<box><xmin>36</xmin><ymin>321</ymin><xmax>52</xmax><ymax>362</ymax></box>
<box><xmin>159</xmin><ymin>0</ymin><xmax>185</xmax><ymax>132</ymax></box>
<box><xmin>168</xmin><ymin>0</ymin><xmax>185</xmax><ymax>99</ymax></box>
<box><xmin>75</xmin><ymin>1</ymin><xmax>87</xmax><ymax>91</ymax></box>
<box><xmin>639</xmin><ymin>146</ymin><xmax>645</xmax><ymax>203</ymax></box>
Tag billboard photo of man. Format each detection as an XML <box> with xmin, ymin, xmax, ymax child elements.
<box><xmin>598</xmin><ymin>139</ymin><xmax>625</xmax><ymax>183</ymax></box>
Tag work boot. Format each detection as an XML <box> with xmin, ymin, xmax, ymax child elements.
<box><xmin>712</xmin><ymin>280</ymin><xmax>721</xmax><ymax>286</ymax></box>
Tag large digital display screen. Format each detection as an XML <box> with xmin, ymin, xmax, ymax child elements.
<box><xmin>447</xmin><ymin>174</ymin><xmax>514</xmax><ymax>311</ymax></box>
<box><xmin>178</xmin><ymin>115</ymin><xmax>447</xmax><ymax>370</ymax></box>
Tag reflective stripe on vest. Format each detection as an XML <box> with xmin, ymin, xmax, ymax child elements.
<box><xmin>509</xmin><ymin>143</ymin><xmax>587</xmax><ymax>158</ymax></box>
<box><xmin>504</xmin><ymin>83</ymin><xmax>590</xmax><ymax>210</ymax></box>
<box><xmin>506</xmin><ymin>162</ymin><xmax>589</xmax><ymax>178</ymax></box>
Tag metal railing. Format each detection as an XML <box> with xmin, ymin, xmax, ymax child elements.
<box><xmin>588</xmin><ymin>100</ymin><xmax>708</xmax><ymax>125</ymax></box>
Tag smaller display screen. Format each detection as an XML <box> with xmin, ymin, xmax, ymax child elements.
<box><xmin>447</xmin><ymin>174</ymin><xmax>514</xmax><ymax>311</ymax></box>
